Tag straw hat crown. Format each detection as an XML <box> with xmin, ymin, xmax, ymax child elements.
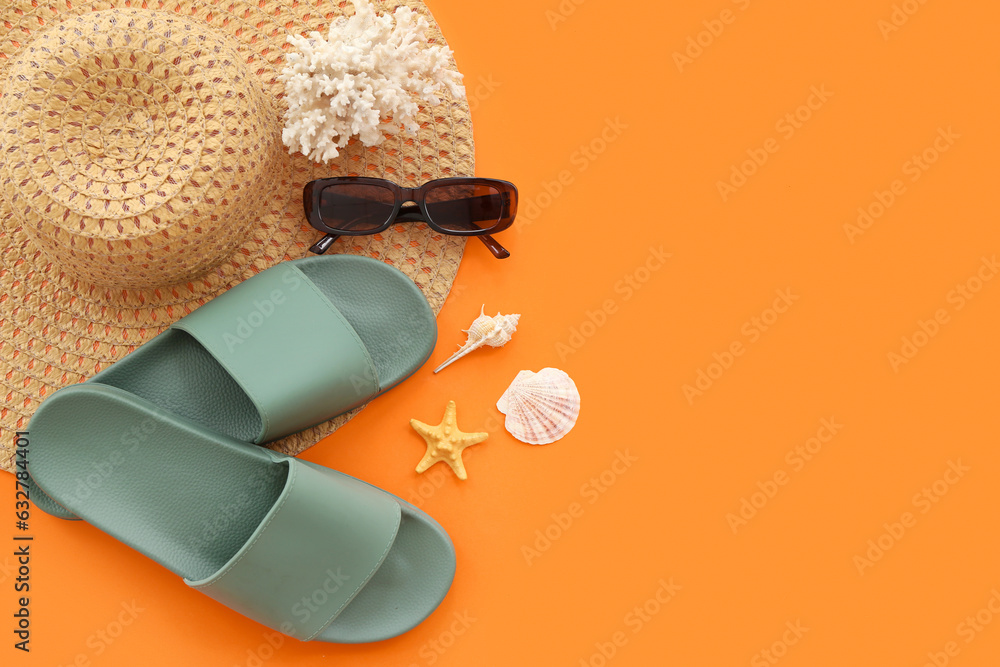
<box><xmin>0</xmin><ymin>9</ymin><xmax>280</xmax><ymax>288</ymax></box>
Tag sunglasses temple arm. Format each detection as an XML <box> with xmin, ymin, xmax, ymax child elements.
<box><xmin>309</xmin><ymin>233</ymin><xmax>340</xmax><ymax>254</ymax></box>
<box><xmin>478</xmin><ymin>233</ymin><xmax>510</xmax><ymax>259</ymax></box>
<box><xmin>397</xmin><ymin>205</ymin><xmax>509</xmax><ymax>258</ymax></box>
<box><xmin>484</xmin><ymin>192</ymin><xmax>513</xmax><ymax>259</ymax></box>
<box><xmin>309</xmin><ymin>213</ymin><xmax>507</xmax><ymax>258</ymax></box>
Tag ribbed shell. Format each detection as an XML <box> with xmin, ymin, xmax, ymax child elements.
<box><xmin>497</xmin><ymin>368</ymin><xmax>580</xmax><ymax>445</ymax></box>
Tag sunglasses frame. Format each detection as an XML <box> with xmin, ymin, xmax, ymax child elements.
<box><xmin>304</xmin><ymin>176</ymin><xmax>518</xmax><ymax>236</ymax></box>
<box><xmin>303</xmin><ymin>177</ymin><xmax>517</xmax><ymax>259</ymax></box>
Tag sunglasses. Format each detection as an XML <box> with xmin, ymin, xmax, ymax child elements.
<box><xmin>303</xmin><ymin>177</ymin><xmax>518</xmax><ymax>259</ymax></box>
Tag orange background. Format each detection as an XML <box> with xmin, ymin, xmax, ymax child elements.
<box><xmin>7</xmin><ymin>0</ymin><xmax>1000</xmax><ymax>665</ymax></box>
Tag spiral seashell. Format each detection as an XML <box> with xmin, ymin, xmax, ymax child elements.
<box><xmin>433</xmin><ymin>305</ymin><xmax>521</xmax><ymax>373</ymax></box>
<box><xmin>496</xmin><ymin>368</ymin><xmax>580</xmax><ymax>445</ymax></box>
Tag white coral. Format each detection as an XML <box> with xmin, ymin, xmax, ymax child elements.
<box><xmin>278</xmin><ymin>0</ymin><xmax>466</xmax><ymax>163</ymax></box>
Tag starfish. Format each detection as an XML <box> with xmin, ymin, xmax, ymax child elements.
<box><xmin>410</xmin><ymin>400</ymin><xmax>488</xmax><ymax>480</ymax></box>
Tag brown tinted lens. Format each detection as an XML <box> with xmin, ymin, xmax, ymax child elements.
<box><xmin>423</xmin><ymin>183</ymin><xmax>504</xmax><ymax>233</ymax></box>
<box><xmin>319</xmin><ymin>183</ymin><xmax>395</xmax><ymax>232</ymax></box>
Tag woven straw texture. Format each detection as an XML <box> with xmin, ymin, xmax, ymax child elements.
<box><xmin>0</xmin><ymin>0</ymin><xmax>475</xmax><ymax>474</ymax></box>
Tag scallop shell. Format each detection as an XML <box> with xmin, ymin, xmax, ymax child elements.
<box><xmin>497</xmin><ymin>368</ymin><xmax>580</xmax><ymax>445</ymax></box>
<box><xmin>433</xmin><ymin>305</ymin><xmax>521</xmax><ymax>373</ymax></box>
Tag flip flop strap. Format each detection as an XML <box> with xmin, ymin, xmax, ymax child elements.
<box><xmin>173</xmin><ymin>263</ymin><xmax>380</xmax><ymax>442</ymax></box>
<box><xmin>186</xmin><ymin>458</ymin><xmax>401</xmax><ymax>641</ymax></box>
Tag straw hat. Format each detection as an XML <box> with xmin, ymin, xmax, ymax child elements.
<box><xmin>0</xmin><ymin>0</ymin><xmax>474</xmax><ymax>473</ymax></box>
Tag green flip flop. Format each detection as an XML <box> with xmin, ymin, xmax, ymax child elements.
<box><xmin>95</xmin><ymin>254</ymin><xmax>436</xmax><ymax>444</ymax></box>
<box><xmin>31</xmin><ymin>254</ymin><xmax>436</xmax><ymax>519</ymax></box>
<box><xmin>27</xmin><ymin>383</ymin><xmax>456</xmax><ymax>644</ymax></box>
